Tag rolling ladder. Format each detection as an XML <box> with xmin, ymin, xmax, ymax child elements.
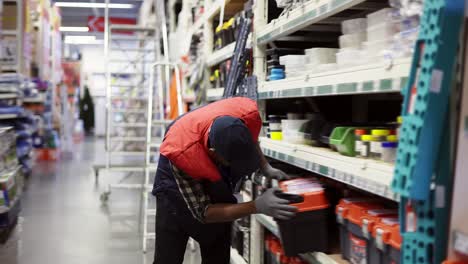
<box><xmin>96</xmin><ymin>25</ymin><xmax>160</xmax><ymax>201</ymax></box>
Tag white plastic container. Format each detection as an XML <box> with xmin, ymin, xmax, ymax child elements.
<box><xmin>381</xmin><ymin>142</ymin><xmax>398</xmax><ymax>163</ymax></box>
<box><xmin>279</xmin><ymin>55</ymin><xmax>306</xmax><ymax>66</ymax></box>
<box><xmin>336</xmin><ymin>49</ymin><xmax>362</xmax><ymax>68</ymax></box>
<box><xmin>362</xmin><ymin>38</ymin><xmax>394</xmax><ymax>57</ymax></box>
<box><xmin>304</xmin><ymin>48</ymin><xmax>338</xmax><ymax>65</ymax></box>
<box><xmin>367</xmin><ymin>22</ymin><xmax>400</xmax><ymax>42</ymax></box>
<box><xmin>366</xmin><ymin>8</ymin><xmax>394</xmax><ymax>27</ymax></box>
<box><xmin>316</xmin><ymin>63</ymin><xmax>338</xmax><ymax>73</ymax></box>
<box><xmin>341</xmin><ymin>18</ymin><xmax>367</xmax><ymax>34</ymax></box>
<box><xmin>339</xmin><ymin>33</ymin><xmax>367</xmax><ymax>49</ymax></box>
<box><xmin>281</xmin><ymin>119</ymin><xmax>308</xmax><ymax>144</ymax></box>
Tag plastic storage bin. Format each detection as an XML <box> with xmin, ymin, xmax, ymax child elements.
<box><xmin>330</xmin><ymin>127</ymin><xmax>356</xmax><ymax>156</ymax></box>
<box><xmin>366</xmin><ymin>8</ymin><xmax>394</xmax><ymax>27</ymax></box>
<box><xmin>276</xmin><ymin>178</ymin><xmax>330</xmax><ymax>256</ymax></box>
<box><xmin>336</xmin><ymin>198</ymin><xmax>384</xmax><ymax>261</ymax></box>
<box><xmin>370</xmin><ymin>217</ymin><xmax>402</xmax><ymax>264</ymax></box>
<box><xmin>279</xmin><ymin>55</ymin><xmax>306</xmax><ymax>66</ymax></box>
<box><xmin>339</xmin><ymin>33</ymin><xmax>367</xmax><ymax>49</ymax></box>
<box><xmin>304</xmin><ymin>48</ymin><xmax>338</xmax><ymax>65</ymax></box>
<box><xmin>342</xmin><ymin>18</ymin><xmax>367</xmax><ymax>34</ymax></box>
<box><xmin>336</xmin><ymin>49</ymin><xmax>362</xmax><ymax>68</ymax></box>
<box><xmin>362</xmin><ymin>38</ymin><xmax>394</xmax><ymax>57</ymax></box>
<box><xmin>367</xmin><ymin>22</ymin><xmax>399</xmax><ymax>42</ymax></box>
<box><xmin>361</xmin><ymin>209</ymin><xmax>398</xmax><ymax>264</ymax></box>
<box><xmin>281</xmin><ymin>120</ymin><xmax>309</xmax><ymax>144</ymax></box>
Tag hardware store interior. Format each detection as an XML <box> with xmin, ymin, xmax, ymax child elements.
<box><xmin>1</xmin><ymin>0</ymin><xmax>468</xmax><ymax>263</ymax></box>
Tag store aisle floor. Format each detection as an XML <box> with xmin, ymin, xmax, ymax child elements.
<box><xmin>0</xmin><ymin>137</ymin><xmax>201</xmax><ymax>264</ymax></box>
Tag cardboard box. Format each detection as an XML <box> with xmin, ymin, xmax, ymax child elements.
<box><xmin>2</xmin><ymin>4</ymin><xmax>18</xmax><ymax>30</ymax></box>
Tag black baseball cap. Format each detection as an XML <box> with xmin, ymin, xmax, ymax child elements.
<box><xmin>209</xmin><ymin>116</ymin><xmax>261</xmax><ymax>180</ymax></box>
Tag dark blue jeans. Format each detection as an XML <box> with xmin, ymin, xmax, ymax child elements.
<box><xmin>153</xmin><ymin>156</ymin><xmax>232</xmax><ymax>264</ymax></box>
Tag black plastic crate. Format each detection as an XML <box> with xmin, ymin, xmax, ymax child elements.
<box><xmin>276</xmin><ymin>208</ymin><xmax>329</xmax><ymax>256</ymax></box>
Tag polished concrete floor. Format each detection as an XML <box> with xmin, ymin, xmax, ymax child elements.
<box><xmin>0</xmin><ymin>138</ymin><xmax>201</xmax><ymax>264</ymax></box>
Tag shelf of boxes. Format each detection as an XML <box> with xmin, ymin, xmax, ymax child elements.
<box><xmin>258</xmin><ymin>58</ymin><xmax>411</xmax><ymax>99</ymax></box>
<box><xmin>256</xmin><ymin>0</ymin><xmax>367</xmax><ymax>44</ymax></box>
<box><xmin>260</xmin><ymin>137</ymin><xmax>399</xmax><ymax>201</ymax></box>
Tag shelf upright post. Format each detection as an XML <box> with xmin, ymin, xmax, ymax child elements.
<box><xmin>104</xmin><ymin>0</ymin><xmax>111</xmax><ymax>170</ymax></box>
<box><xmin>391</xmin><ymin>1</ymin><xmax>465</xmax><ymax>263</ymax></box>
<box><xmin>251</xmin><ymin>0</ymin><xmax>268</xmax><ymax>261</ymax></box>
<box><xmin>445</xmin><ymin>20</ymin><xmax>468</xmax><ymax>261</ymax></box>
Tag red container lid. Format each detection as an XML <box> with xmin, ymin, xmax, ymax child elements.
<box><xmin>280</xmin><ymin>255</ymin><xmax>291</xmax><ymax>263</ymax></box>
<box><xmin>270</xmin><ymin>238</ymin><xmax>282</xmax><ymax>255</ymax></box>
<box><xmin>355</xmin><ymin>129</ymin><xmax>368</xmax><ymax>136</ymax></box>
<box><xmin>336</xmin><ymin>198</ymin><xmax>379</xmax><ymax>219</ymax></box>
<box><xmin>346</xmin><ymin>201</ymin><xmax>384</xmax><ymax>226</ymax></box>
<box><xmin>280</xmin><ymin>178</ymin><xmax>329</xmax><ymax>212</ymax></box>
<box><xmin>360</xmin><ymin>209</ymin><xmax>398</xmax><ymax>233</ymax></box>
<box><xmin>372</xmin><ymin>217</ymin><xmax>401</xmax><ymax>250</ymax></box>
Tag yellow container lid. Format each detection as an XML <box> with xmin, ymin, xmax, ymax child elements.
<box><xmin>270</xmin><ymin>131</ymin><xmax>283</xmax><ymax>141</ymax></box>
<box><xmin>397</xmin><ymin>116</ymin><xmax>403</xmax><ymax>124</ymax></box>
<box><xmin>361</xmin><ymin>135</ymin><xmax>373</xmax><ymax>141</ymax></box>
<box><xmin>371</xmin><ymin>129</ymin><xmax>391</xmax><ymax>136</ymax></box>
<box><xmin>387</xmin><ymin>135</ymin><xmax>398</xmax><ymax>142</ymax></box>
<box><xmin>215</xmin><ymin>25</ymin><xmax>222</xmax><ymax>33</ymax></box>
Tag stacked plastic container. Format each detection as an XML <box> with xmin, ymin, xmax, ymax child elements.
<box><xmin>337</xmin><ymin>18</ymin><xmax>367</xmax><ymax>68</ymax></box>
<box><xmin>337</xmin><ymin>8</ymin><xmax>420</xmax><ymax>68</ymax></box>
<box><xmin>264</xmin><ymin>234</ymin><xmax>309</xmax><ymax>264</ymax></box>
<box><xmin>336</xmin><ymin>198</ymin><xmax>400</xmax><ymax>264</ymax></box>
<box><xmin>276</xmin><ymin>178</ymin><xmax>330</xmax><ymax>256</ymax></box>
<box><xmin>304</xmin><ymin>48</ymin><xmax>338</xmax><ymax>73</ymax></box>
<box><xmin>279</xmin><ymin>55</ymin><xmax>306</xmax><ymax>78</ymax></box>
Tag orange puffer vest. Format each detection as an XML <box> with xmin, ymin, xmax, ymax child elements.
<box><xmin>160</xmin><ymin>97</ymin><xmax>262</xmax><ymax>182</ymax></box>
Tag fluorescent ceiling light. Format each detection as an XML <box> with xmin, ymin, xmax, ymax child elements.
<box><xmin>54</xmin><ymin>2</ymin><xmax>134</xmax><ymax>9</ymax></box>
<box><xmin>64</xmin><ymin>35</ymin><xmax>103</xmax><ymax>45</ymax></box>
<box><xmin>60</xmin><ymin>26</ymin><xmax>89</xmax><ymax>32</ymax></box>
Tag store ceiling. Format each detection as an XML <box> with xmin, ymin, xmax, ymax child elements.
<box><xmin>52</xmin><ymin>0</ymin><xmax>143</xmax><ymax>28</ymax></box>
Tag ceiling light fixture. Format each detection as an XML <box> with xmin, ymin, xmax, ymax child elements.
<box><xmin>64</xmin><ymin>35</ymin><xmax>103</xmax><ymax>45</ymax></box>
<box><xmin>54</xmin><ymin>2</ymin><xmax>134</xmax><ymax>9</ymax></box>
<box><xmin>59</xmin><ymin>26</ymin><xmax>90</xmax><ymax>32</ymax></box>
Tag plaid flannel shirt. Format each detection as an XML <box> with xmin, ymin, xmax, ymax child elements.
<box><xmin>171</xmin><ymin>164</ymin><xmax>211</xmax><ymax>223</ymax></box>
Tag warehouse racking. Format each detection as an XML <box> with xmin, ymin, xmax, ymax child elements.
<box><xmin>160</xmin><ymin>0</ymin><xmax>468</xmax><ymax>263</ymax></box>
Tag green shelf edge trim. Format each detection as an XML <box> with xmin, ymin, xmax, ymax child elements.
<box><xmin>261</xmin><ymin>146</ymin><xmax>399</xmax><ymax>201</ymax></box>
<box><xmin>258</xmin><ymin>77</ymin><xmax>406</xmax><ymax>99</ymax></box>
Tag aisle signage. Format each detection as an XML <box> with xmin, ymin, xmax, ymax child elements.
<box><xmin>87</xmin><ymin>16</ymin><xmax>136</xmax><ymax>32</ymax></box>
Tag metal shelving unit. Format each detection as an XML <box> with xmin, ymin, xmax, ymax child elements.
<box><xmin>258</xmin><ymin>58</ymin><xmax>411</xmax><ymax>99</ymax></box>
<box><xmin>248</xmin><ymin>0</ymin><xmax>411</xmax><ymax>262</ymax></box>
<box><xmin>256</xmin><ymin>0</ymin><xmax>368</xmax><ymax>45</ymax></box>
<box><xmin>1</xmin><ymin>0</ymin><xmax>24</xmax><ymax>74</ymax></box>
<box><xmin>261</xmin><ymin>137</ymin><xmax>398</xmax><ymax>201</ymax></box>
